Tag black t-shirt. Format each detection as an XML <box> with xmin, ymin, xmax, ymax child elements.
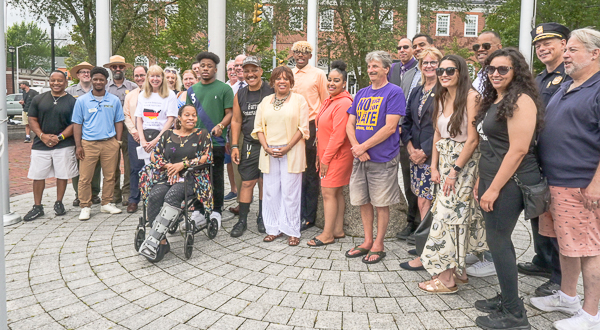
<box><xmin>28</xmin><ymin>92</ymin><xmax>77</xmax><ymax>151</ymax></box>
<box><xmin>237</xmin><ymin>82</ymin><xmax>274</xmax><ymax>143</ymax></box>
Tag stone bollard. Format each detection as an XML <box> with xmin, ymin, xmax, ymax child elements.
<box><xmin>315</xmin><ymin>185</ymin><xmax>408</xmax><ymax>238</ymax></box>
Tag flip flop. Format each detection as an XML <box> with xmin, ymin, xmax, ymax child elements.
<box><xmin>307</xmin><ymin>237</ymin><xmax>335</xmax><ymax>247</ymax></box>
<box><xmin>418</xmin><ymin>278</ymin><xmax>458</xmax><ymax>294</ymax></box>
<box><xmin>362</xmin><ymin>251</ymin><xmax>386</xmax><ymax>264</ymax></box>
<box><xmin>345</xmin><ymin>246</ymin><xmax>370</xmax><ymax>258</ymax></box>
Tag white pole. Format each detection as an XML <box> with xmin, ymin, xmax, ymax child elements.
<box><xmin>519</xmin><ymin>0</ymin><xmax>535</xmax><ymax>67</ymax></box>
<box><xmin>96</xmin><ymin>0</ymin><xmax>111</xmax><ymax>66</ymax></box>
<box><xmin>306</xmin><ymin>0</ymin><xmax>318</xmax><ymax>67</ymax></box>
<box><xmin>208</xmin><ymin>0</ymin><xmax>226</xmax><ymax>82</ymax></box>
<box><xmin>407</xmin><ymin>0</ymin><xmax>419</xmax><ymax>40</ymax></box>
<box><xmin>15</xmin><ymin>46</ymin><xmax>18</xmax><ymax>88</ymax></box>
<box><xmin>272</xmin><ymin>35</ymin><xmax>277</xmax><ymax>70</ymax></box>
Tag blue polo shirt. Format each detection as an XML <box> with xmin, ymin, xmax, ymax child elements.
<box><xmin>538</xmin><ymin>71</ymin><xmax>600</xmax><ymax>188</ymax></box>
<box><xmin>71</xmin><ymin>91</ymin><xmax>125</xmax><ymax>141</ymax></box>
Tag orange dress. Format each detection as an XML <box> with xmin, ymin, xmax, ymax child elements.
<box><xmin>315</xmin><ymin>90</ymin><xmax>354</xmax><ymax>188</ymax></box>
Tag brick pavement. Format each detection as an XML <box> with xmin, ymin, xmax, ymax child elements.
<box><xmin>3</xmin><ymin>184</ymin><xmax>587</xmax><ymax>330</ymax></box>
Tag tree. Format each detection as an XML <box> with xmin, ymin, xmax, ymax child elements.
<box><xmin>5</xmin><ymin>22</ymin><xmax>51</xmax><ymax>70</ymax></box>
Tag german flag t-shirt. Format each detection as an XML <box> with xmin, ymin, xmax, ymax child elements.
<box><xmin>134</xmin><ymin>91</ymin><xmax>178</xmax><ymax>131</ymax></box>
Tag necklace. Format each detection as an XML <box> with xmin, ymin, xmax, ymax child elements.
<box><xmin>51</xmin><ymin>93</ymin><xmax>65</xmax><ymax>105</ymax></box>
<box><xmin>273</xmin><ymin>92</ymin><xmax>291</xmax><ymax>111</ymax></box>
<box><xmin>177</xmin><ymin>130</ymin><xmax>193</xmax><ymax>147</ymax></box>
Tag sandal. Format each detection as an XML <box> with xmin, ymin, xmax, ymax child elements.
<box><xmin>334</xmin><ymin>234</ymin><xmax>346</xmax><ymax>239</ymax></box>
<box><xmin>418</xmin><ymin>278</ymin><xmax>458</xmax><ymax>294</ymax></box>
<box><xmin>453</xmin><ymin>273</ymin><xmax>469</xmax><ymax>284</ymax></box>
<box><xmin>288</xmin><ymin>236</ymin><xmax>300</xmax><ymax>246</ymax></box>
<box><xmin>362</xmin><ymin>251</ymin><xmax>386</xmax><ymax>264</ymax></box>
<box><xmin>345</xmin><ymin>246</ymin><xmax>370</xmax><ymax>258</ymax></box>
<box><xmin>307</xmin><ymin>237</ymin><xmax>335</xmax><ymax>247</ymax></box>
<box><xmin>263</xmin><ymin>233</ymin><xmax>283</xmax><ymax>242</ymax></box>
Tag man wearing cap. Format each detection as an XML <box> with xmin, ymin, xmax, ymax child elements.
<box><xmin>20</xmin><ymin>81</ymin><xmax>39</xmax><ymax>143</ymax></box>
<box><xmin>290</xmin><ymin>40</ymin><xmax>329</xmax><ymax>231</ymax></box>
<box><xmin>105</xmin><ymin>55</ymin><xmax>137</xmax><ymax>207</ymax></box>
<box><xmin>66</xmin><ymin>61</ymin><xmax>102</xmax><ymax>207</ymax></box>
<box><xmin>518</xmin><ymin>23</ymin><xmax>572</xmax><ymax>297</ymax></box>
<box><xmin>229</xmin><ymin>56</ymin><xmax>274</xmax><ymax>237</ymax></box>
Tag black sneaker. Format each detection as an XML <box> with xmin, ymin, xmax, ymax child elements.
<box><xmin>24</xmin><ymin>136</ymin><xmax>31</xmax><ymax>143</ymax></box>
<box><xmin>72</xmin><ymin>199</ymin><xmax>80</xmax><ymax>207</ymax></box>
<box><xmin>476</xmin><ymin>305</ymin><xmax>530</xmax><ymax>330</ymax></box>
<box><xmin>535</xmin><ymin>280</ymin><xmax>561</xmax><ymax>297</ymax></box>
<box><xmin>54</xmin><ymin>201</ymin><xmax>66</xmax><ymax>216</ymax></box>
<box><xmin>230</xmin><ymin>220</ymin><xmax>247</xmax><ymax>237</ymax></box>
<box><xmin>475</xmin><ymin>294</ymin><xmax>503</xmax><ymax>313</ymax></box>
<box><xmin>24</xmin><ymin>205</ymin><xmax>44</xmax><ymax>221</ymax></box>
<box><xmin>91</xmin><ymin>195</ymin><xmax>101</xmax><ymax>204</ymax></box>
<box><xmin>257</xmin><ymin>214</ymin><xmax>266</xmax><ymax>233</ymax></box>
<box><xmin>396</xmin><ymin>223</ymin><xmax>416</xmax><ymax>240</ymax></box>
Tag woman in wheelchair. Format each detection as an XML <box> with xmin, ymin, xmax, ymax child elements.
<box><xmin>138</xmin><ymin>104</ymin><xmax>213</xmax><ymax>262</ymax></box>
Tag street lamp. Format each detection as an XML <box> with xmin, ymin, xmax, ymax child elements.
<box><xmin>15</xmin><ymin>43</ymin><xmax>32</xmax><ymax>92</ymax></box>
<box><xmin>326</xmin><ymin>37</ymin><xmax>333</xmax><ymax>74</ymax></box>
<box><xmin>47</xmin><ymin>15</ymin><xmax>58</xmax><ymax>71</ymax></box>
<box><xmin>8</xmin><ymin>46</ymin><xmax>15</xmax><ymax>93</ymax></box>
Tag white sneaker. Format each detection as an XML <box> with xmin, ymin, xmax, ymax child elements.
<box><xmin>79</xmin><ymin>207</ymin><xmax>91</xmax><ymax>221</ymax></box>
<box><xmin>465</xmin><ymin>253</ymin><xmax>480</xmax><ymax>265</ymax></box>
<box><xmin>191</xmin><ymin>211</ymin><xmax>206</xmax><ymax>227</ymax></box>
<box><xmin>466</xmin><ymin>259</ymin><xmax>497</xmax><ymax>277</ymax></box>
<box><xmin>101</xmin><ymin>203</ymin><xmax>122</xmax><ymax>214</ymax></box>
<box><xmin>554</xmin><ymin>309</ymin><xmax>600</xmax><ymax>330</ymax></box>
<box><xmin>211</xmin><ymin>211</ymin><xmax>222</xmax><ymax>229</ymax></box>
<box><xmin>530</xmin><ymin>290</ymin><xmax>581</xmax><ymax>314</ymax></box>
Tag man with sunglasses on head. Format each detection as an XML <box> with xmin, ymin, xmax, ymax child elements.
<box><xmin>105</xmin><ymin>55</ymin><xmax>138</xmax><ymax>208</ymax></box>
<box><xmin>472</xmin><ymin>31</ymin><xmax>502</xmax><ymax>93</ymax></box>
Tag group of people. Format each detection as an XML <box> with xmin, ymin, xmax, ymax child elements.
<box><xmin>18</xmin><ymin>22</ymin><xmax>600</xmax><ymax>330</ymax></box>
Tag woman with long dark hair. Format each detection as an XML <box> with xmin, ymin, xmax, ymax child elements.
<box><xmin>473</xmin><ymin>48</ymin><xmax>542</xmax><ymax>329</ymax></box>
<box><xmin>416</xmin><ymin>54</ymin><xmax>486</xmax><ymax>294</ymax></box>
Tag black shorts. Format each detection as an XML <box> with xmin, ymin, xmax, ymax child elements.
<box><xmin>238</xmin><ymin>140</ymin><xmax>262</xmax><ymax>181</ymax></box>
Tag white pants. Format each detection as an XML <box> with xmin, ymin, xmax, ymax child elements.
<box><xmin>263</xmin><ymin>154</ymin><xmax>302</xmax><ymax>238</ymax></box>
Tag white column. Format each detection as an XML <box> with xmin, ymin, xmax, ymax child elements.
<box><xmin>96</xmin><ymin>0</ymin><xmax>111</xmax><ymax>66</ymax></box>
<box><xmin>519</xmin><ymin>0</ymin><xmax>536</xmax><ymax>67</ymax></box>
<box><xmin>306</xmin><ymin>0</ymin><xmax>318</xmax><ymax>67</ymax></box>
<box><xmin>208</xmin><ymin>0</ymin><xmax>226</xmax><ymax>82</ymax></box>
<box><xmin>407</xmin><ymin>0</ymin><xmax>419</xmax><ymax>40</ymax></box>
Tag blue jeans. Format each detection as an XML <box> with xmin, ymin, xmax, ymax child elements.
<box><xmin>128</xmin><ymin>134</ymin><xmax>146</xmax><ymax>204</ymax></box>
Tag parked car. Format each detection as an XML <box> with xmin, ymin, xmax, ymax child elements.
<box><xmin>6</xmin><ymin>94</ymin><xmax>23</xmax><ymax>119</ymax></box>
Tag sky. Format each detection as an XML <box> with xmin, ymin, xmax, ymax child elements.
<box><xmin>5</xmin><ymin>3</ymin><xmax>72</xmax><ymax>45</ymax></box>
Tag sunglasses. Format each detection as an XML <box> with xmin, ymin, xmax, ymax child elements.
<box><xmin>110</xmin><ymin>65</ymin><xmax>126</xmax><ymax>70</ymax></box>
<box><xmin>472</xmin><ymin>43</ymin><xmax>492</xmax><ymax>52</ymax></box>
<box><xmin>486</xmin><ymin>65</ymin><xmax>513</xmax><ymax>75</ymax></box>
<box><xmin>165</xmin><ymin>69</ymin><xmax>177</xmax><ymax>74</ymax></box>
<box><xmin>422</xmin><ymin>61</ymin><xmax>438</xmax><ymax>67</ymax></box>
<box><xmin>436</xmin><ymin>67</ymin><xmax>457</xmax><ymax>76</ymax></box>
<box><xmin>397</xmin><ymin>45</ymin><xmax>410</xmax><ymax>50</ymax></box>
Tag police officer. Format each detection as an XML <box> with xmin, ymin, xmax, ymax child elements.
<box><xmin>517</xmin><ymin>22</ymin><xmax>571</xmax><ymax>297</ymax></box>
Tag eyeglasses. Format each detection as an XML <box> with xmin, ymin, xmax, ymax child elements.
<box><xmin>165</xmin><ymin>69</ymin><xmax>177</xmax><ymax>74</ymax></box>
<box><xmin>486</xmin><ymin>65</ymin><xmax>513</xmax><ymax>75</ymax></box>
<box><xmin>397</xmin><ymin>45</ymin><xmax>410</xmax><ymax>50</ymax></box>
<box><xmin>78</xmin><ymin>70</ymin><xmax>91</xmax><ymax>75</ymax></box>
<box><xmin>422</xmin><ymin>61</ymin><xmax>438</xmax><ymax>67</ymax></box>
<box><xmin>472</xmin><ymin>43</ymin><xmax>492</xmax><ymax>52</ymax></box>
<box><xmin>436</xmin><ymin>67</ymin><xmax>457</xmax><ymax>76</ymax></box>
<box><xmin>412</xmin><ymin>42</ymin><xmax>427</xmax><ymax>49</ymax></box>
<box><xmin>293</xmin><ymin>51</ymin><xmax>310</xmax><ymax>55</ymax></box>
<box><xmin>110</xmin><ymin>65</ymin><xmax>126</xmax><ymax>70</ymax></box>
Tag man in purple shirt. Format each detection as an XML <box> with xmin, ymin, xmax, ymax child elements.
<box><xmin>345</xmin><ymin>51</ymin><xmax>406</xmax><ymax>265</ymax></box>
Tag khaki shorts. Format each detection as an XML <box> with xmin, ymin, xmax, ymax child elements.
<box><xmin>27</xmin><ymin>146</ymin><xmax>79</xmax><ymax>180</ymax></box>
<box><xmin>22</xmin><ymin>111</ymin><xmax>28</xmax><ymax>125</ymax></box>
<box><xmin>349</xmin><ymin>153</ymin><xmax>401</xmax><ymax>207</ymax></box>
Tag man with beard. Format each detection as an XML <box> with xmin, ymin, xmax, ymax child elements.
<box><xmin>290</xmin><ymin>41</ymin><xmax>329</xmax><ymax>231</ymax></box>
<box><xmin>229</xmin><ymin>56</ymin><xmax>274</xmax><ymax>237</ymax></box>
<box><xmin>187</xmin><ymin>52</ymin><xmax>234</xmax><ymax>225</ymax></box>
<box><xmin>105</xmin><ymin>55</ymin><xmax>137</xmax><ymax>207</ymax></box>
<box><xmin>72</xmin><ymin>67</ymin><xmax>124</xmax><ymax>220</ymax></box>
<box><xmin>122</xmin><ymin>65</ymin><xmax>148</xmax><ymax>213</ymax></box>
<box><xmin>472</xmin><ymin>31</ymin><xmax>502</xmax><ymax>93</ymax></box>
<box><xmin>23</xmin><ymin>71</ymin><xmax>78</xmax><ymax>221</ymax></box>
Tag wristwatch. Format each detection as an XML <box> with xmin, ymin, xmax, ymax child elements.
<box><xmin>453</xmin><ymin>165</ymin><xmax>462</xmax><ymax>173</ymax></box>
<box><xmin>218</xmin><ymin>123</ymin><xmax>225</xmax><ymax>130</ymax></box>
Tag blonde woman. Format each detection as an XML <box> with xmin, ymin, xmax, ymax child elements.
<box><xmin>177</xmin><ymin>70</ymin><xmax>198</xmax><ymax>108</ymax></box>
<box><xmin>135</xmin><ymin>65</ymin><xmax>179</xmax><ymax>154</ymax></box>
<box><xmin>165</xmin><ymin>67</ymin><xmax>182</xmax><ymax>93</ymax></box>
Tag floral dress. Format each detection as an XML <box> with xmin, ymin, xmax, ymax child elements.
<box><xmin>139</xmin><ymin>128</ymin><xmax>214</xmax><ymax>214</ymax></box>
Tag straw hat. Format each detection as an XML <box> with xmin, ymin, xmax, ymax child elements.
<box><xmin>103</xmin><ymin>55</ymin><xmax>133</xmax><ymax>69</ymax></box>
<box><xmin>69</xmin><ymin>61</ymin><xmax>94</xmax><ymax>78</ymax></box>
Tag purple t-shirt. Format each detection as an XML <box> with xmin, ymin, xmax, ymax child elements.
<box><xmin>348</xmin><ymin>82</ymin><xmax>406</xmax><ymax>162</ymax></box>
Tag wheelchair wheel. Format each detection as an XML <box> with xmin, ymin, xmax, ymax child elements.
<box><xmin>184</xmin><ymin>233</ymin><xmax>194</xmax><ymax>259</ymax></box>
<box><xmin>134</xmin><ymin>227</ymin><xmax>145</xmax><ymax>252</ymax></box>
<box><xmin>207</xmin><ymin>218</ymin><xmax>218</xmax><ymax>239</ymax></box>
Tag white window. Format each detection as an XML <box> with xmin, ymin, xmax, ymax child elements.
<box><xmin>379</xmin><ymin>9</ymin><xmax>393</xmax><ymax>31</ymax></box>
<box><xmin>320</xmin><ymin>8</ymin><xmax>334</xmax><ymax>31</ymax></box>
<box><xmin>134</xmin><ymin>55</ymin><xmax>149</xmax><ymax>67</ymax></box>
<box><xmin>289</xmin><ymin>7</ymin><xmax>304</xmax><ymax>31</ymax></box>
<box><xmin>263</xmin><ymin>5</ymin><xmax>273</xmax><ymax>22</ymax></box>
<box><xmin>464</xmin><ymin>14</ymin><xmax>478</xmax><ymax>37</ymax></box>
<box><xmin>436</xmin><ymin>14</ymin><xmax>450</xmax><ymax>36</ymax></box>
<box><xmin>165</xmin><ymin>4</ymin><xmax>178</xmax><ymax>28</ymax></box>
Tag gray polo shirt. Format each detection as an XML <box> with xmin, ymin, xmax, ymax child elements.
<box><xmin>65</xmin><ymin>83</ymin><xmax>92</xmax><ymax>98</ymax></box>
<box><xmin>106</xmin><ymin>79</ymin><xmax>138</xmax><ymax>106</ymax></box>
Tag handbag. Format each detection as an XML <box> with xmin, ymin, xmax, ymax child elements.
<box><xmin>414</xmin><ymin>185</ymin><xmax>436</xmax><ymax>256</ymax></box>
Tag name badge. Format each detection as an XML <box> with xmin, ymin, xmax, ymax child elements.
<box><xmin>88</xmin><ymin>108</ymin><xmax>98</xmax><ymax>113</ymax></box>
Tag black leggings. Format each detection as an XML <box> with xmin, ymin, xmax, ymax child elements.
<box><xmin>147</xmin><ymin>181</ymin><xmax>194</xmax><ymax>226</ymax></box>
<box><xmin>479</xmin><ymin>171</ymin><xmax>540</xmax><ymax>314</ymax></box>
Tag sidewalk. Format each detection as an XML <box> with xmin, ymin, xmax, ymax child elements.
<box><xmin>3</xmin><ymin>185</ymin><xmax>582</xmax><ymax>330</ymax></box>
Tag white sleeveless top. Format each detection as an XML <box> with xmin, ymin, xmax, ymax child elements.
<box><xmin>437</xmin><ymin>90</ymin><xmax>477</xmax><ymax>142</ymax></box>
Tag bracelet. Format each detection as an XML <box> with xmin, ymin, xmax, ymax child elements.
<box><xmin>40</xmin><ymin>133</ymin><xmax>44</xmax><ymax>140</ymax></box>
<box><xmin>447</xmin><ymin>176</ymin><xmax>458</xmax><ymax>180</ymax></box>
<box><xmin>183</xmin><ymin>160</ymin><xmax>188</xmax><ymax>169</ymax></box>
<box><xmin>231</xmin><ymin>144</ymin><xmax>239</xmax><ymax>149</ymax></box>
<box><xmin>218</xmin><ymin>123</ymin><xmax>225</xmax><ymax>130</ymax></box>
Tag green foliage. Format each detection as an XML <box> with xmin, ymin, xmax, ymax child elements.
<box><xmin>6</xmin><ymin>22</ymin><xmax>51</xmax><ymax>70</ymax></box>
